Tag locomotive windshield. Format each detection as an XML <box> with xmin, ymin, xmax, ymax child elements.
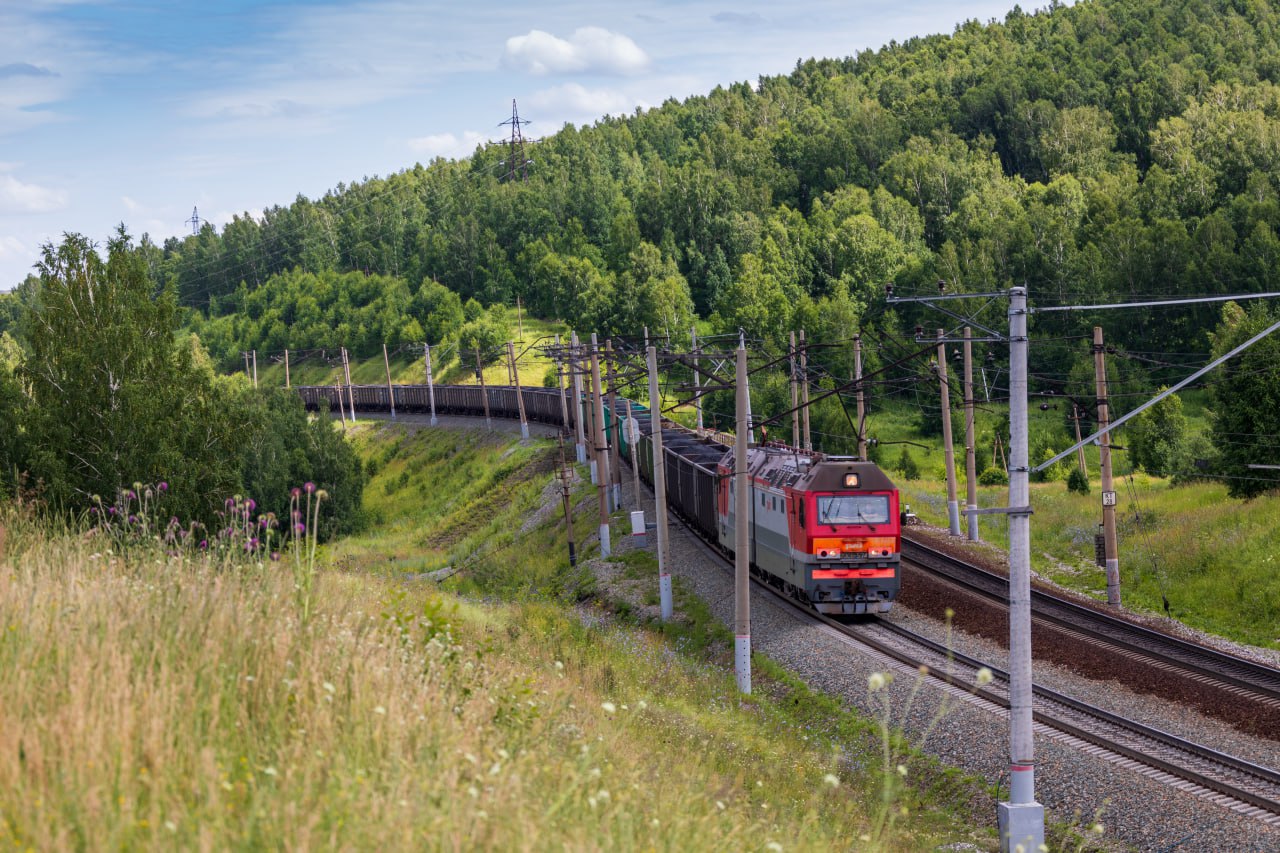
<box><xmin>816</xmin><ymin>495</ymin><xmax>890</xmax><ymax>526</ymax></box>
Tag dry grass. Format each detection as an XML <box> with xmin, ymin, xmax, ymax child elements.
<box><xmin>0</xmin><ymin>517</ymin><xmax>962</xmax><ymax>851</ymax></box>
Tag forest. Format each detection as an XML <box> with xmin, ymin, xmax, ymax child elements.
<box><xmin>2</xmin><ymin>0</ymin><xmax>1280</xmax><ymax>507</ymax></box>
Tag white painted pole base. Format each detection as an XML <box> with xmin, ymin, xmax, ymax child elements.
<box><xmin>734</xmin><ymin>635</ymin><xmax>752</xmax><ymax>694</ymax></box>
<box><xmin>575</xmin><ymin>443</ymin><xmax>585</xmax><ymax>463</ymax></box>
<box><xmin>520</xmin><ymin>423</ymin><xmax>529</xmax><ymax>440</ymax></box>
<box><xmin>589</xmin><ymin>460</ymin><xmax>598</xmax><ymax>485</ymax></box>
<box><xmin>611</xmin><ymin>484</ymin><xmax>621</xmax><ymax>512</ymax></box>
<box><xmin>1105</xmin><ymin>559</ymin><xmax>1120</xmax><ymax>606</ymax></box>
<box><xmin>629</xmin><ymin>511</ymin><xmax>646</xmax><ymax>539</ymax></box>
<box><xmin>966</xmin><ymin>504</ymin><xmax>981</xmax><ymax>541</ymax></box>
<box><xmin>998</xmin><ymin>765</ymin><xmax>1044</xmax><ymax>853</ymax></box>
<box><xmin>947</xmin><ymin>500</ymin><xmax>961</xmax><ymax>536</ymax></box>
<box><xmin>659</xmin><ymin>573</ymin><xmax>673</xmax><ymax>621</ymax></box>
<box><xmin>599</xmin><ymin>523</ymin><xmax>611</xmax><ymax>558</ymax></box>
<box><xmin>430</xmin><ymin>415</ymin><xmax>438</xmax><ymax>426</ymax></box>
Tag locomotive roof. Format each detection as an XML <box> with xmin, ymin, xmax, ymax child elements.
<box><xmin>716</xmin><ymin>444</ymin><xmax>897</xmax><ymax>492</ymax></box>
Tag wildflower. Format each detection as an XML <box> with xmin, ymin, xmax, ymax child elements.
<box><xmin>374</xmin><ymin>706</ymin><xmax>387</xmax><ymax>715</ymax></box>
<box><xmin>601</xmin><ymin>701</ymin><xmax>616</xmax><ymax>714</ymax></box>
<box><xmin>323</xmin><ymin>682</ymin><xmax>336</xmax><ymax>694</ymax></box>
<box><xmin>304</xmin><ymin>482</ymin><xmax>316</xmax><ymax>494</ymax></box>
<box><xmin>715</xmin><ymin>800</ymin><xmax>725</xmax><ymax>810</ymax></box>
<box><xmin>291</xmin><ymin>487</ymin><xmax>302</xmax><ymax>498</ymax></box>
<box><xmin>157</xmin><ymin>481</ymin><xmax>168</xmax><ymax>492</ymax></box>
<box><xmin>108</xmin><ymin>506</ymin><xmax>117</xmax><ymax>516</ymax></box>
<box><xmin>127</xmin><ymin>515</ymin><xmax>137</xmax><ymax>524</ymax></box>
<box><xmin>270</xmin><ymin>552</ymin><xmax>281</xmax><ymax>562</ymax></box>
<box><xmin>294</xmin><ymin>523</ymin><xmax>306</xmax><ymax>534</ymax></box>
<box><xmin>467</xmin><ymin>786</ymin><xmax>479</xmax><ymax>798</ymax></box>
<box><xmin>896</xmin><ymin>764</ymin><xmax>908</xmax><ymax>777</ymax></box>
<box><xmin>766</xmin><ymin>843</ymin><xmax>784</xmax><ymax>852</ymax></box>
<box><xmin>262</xmin><ymin>766</ymin><xmax>278</xmax><ymax>777</ymax></box>
<box><xmin>315</xmin><ymin>489</ymin><xmax>329</xmax><ymax>499</ymax></box>
<box><xmin>554</xmin><ymin>660</ymin><xmax>564</xmax><ymax>670</ymax></box>
<box><xmin>868</xmin><ymin>672</ymin><xmax>887</xmax><ymax>691</ymax></box>
<box><xmin>1091</xmin><ymin>823</ymin><xmax>1104</xmax><ymax>835</ymax></box>
<box><xmin>198</xmin><ymin>540</ymin><xmax>208</xmax><ymax>550</ymax></box>
<box><xmin>89</xmin><ymin>506</ymin><xmax>98</xmax><ymax>515</ymax></box>
<box><xmin>225</xmin><ymin>497</ymin><xmax>235</xmax><ymax>508</ymax></box>
<box><xmin>975</xmin><ymin>667</ymin><xmax>993</xmax><ymax>687</ymax></box>
<box><xmin>246</xmin><ymin>499</ymin><xmax>256</xmax><ymax>512</ymax></box>
<box><xmin>823</xmin><ymin>773</ymin><xmax>839</xmax><ymax>787</ymax></box>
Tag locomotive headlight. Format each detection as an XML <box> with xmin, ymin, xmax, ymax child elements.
<box><xmin>843</xmin><ymin>473</ymin><xmax>860</xmax><ymax>488</ymax></box>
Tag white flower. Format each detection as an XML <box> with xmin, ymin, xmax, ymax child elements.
<box><xmin>766</xmin><ymin>843</ymin><xmax>783</xmax><ymax>852</ymax></box>
<box><xmin>637</xmin><ymin>700</ymin><xmax>647</xmax><ymax>710</ymax></box>
<box><xmin>323</xmin><ymin>681</ymin><xmax>336</xmax><ymax>694</ymax></box>
<box><xmin>975</xmin><ymin>667</ymin><xmax>994</xmax><ymax>687</ymax></box>
<box><xmin>596</xmin><ymin>789</ymin><xmax>610</xmax><ymax>802</ymax></box>
<box><xmin>554</xmin><ymin>661</ymin><xmax>564</xmax><ymax>670</ymax></box>
<box><xmin>868</xmin><ymin>672</ymin><xmax>887</xmax><ymax>691</ymax></box>
<box><xmin>601</xmin><ymin>701</ymin><xmax>617</xmax><ymax>714</ymax></box>
<box><xmin>715</xmin><ymin>800</ymin><xmax>725</xmax><ymax>810</ymax></box>
<box><xmin>823</xmin><ymin>773</ymin><xmax>840</xmax><ymax>787</ymax></box>
<box><xmin>262</xmin><ymin>766</ymin><xmax>278</xmax><ymax>777</ymax></box>
<box><xmin>467</xmin><ymin>786</ymin><xmax>479</xmax><ymax>798</ymax></box>
<box><xmin>896</xmin><ymin>764</ymin><xmax>908</xmax><ymax>777</ymax></box>
<box><xmin>374</xmin><ymin>706</ymin><xmax>387</xmax><ymax>715</ymax></box>
<box><xmin>489</xmin><ymin>762</ymin><xmax>502</xmax><ymax>776</ymax></box>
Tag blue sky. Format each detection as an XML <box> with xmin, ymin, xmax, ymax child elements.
<box><xmin>1</xmin><ymin>0</ymin><xmax>1026</xmax><ymax>290</ymax></box>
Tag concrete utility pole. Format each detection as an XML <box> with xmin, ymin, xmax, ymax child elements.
<box><xmin>571</xmin><ymin>332</ymin><xmax>587</xmax><ymax>464</ymax></box>
<box><xmin>648</xmin><ymin>345</ymin><xmax>673</xmax><ymax>621</ymax></box>
<box><xmin>692</xmin><ymin>326</ymin><xmax>704</xmax><ymax>433</ymax></box>
<box><xmin>252</xmin><ymin>350</ymin><xmax>258</xmax><ymax>389</ymax></box>
<box><xmin>963</xmin><ymin>328</ymin><xmax>979</xmax><ymax>541</ymax></box>
<box><xmin>854</xmin><ymin>334</ymin><xmax>867</xmax><ymax>460</ymax></box>
<box><xmin>336</xmin><ymin>381</ymin><xmax>347</xmax><ymax>427</ymax></box>
<box><xmin>790</xmin><ymin>331</ymin><xmax>800</xmax><ymax>446</ymax></box>
<box><xmin>584</xmin><ymin>337</ymin><xmax>599</xmax><ymax>484</ymax></box>
<box><xmin>590</xmin><ymin>335</ymin><xmax>611</xmax><ymax>558</ymax></box>
<box><xmin>341</xmin><ymin>347</ymin><xmax>356</xmax><ymax>422</ymax></box>
<box><xmin>624</xmin><ymin>397</ymin><xmax>643</xmax><ymax>510</ymax></box>
<box><xmin>1001</xmin><ymin>286</ymin><xmax>1045</xmax><ymax>853</ymax></box>
<box><xmin>734</xmin><ymin>341</ymin><xmax>752</xmax><ymax>694</ymax></box>
<box><xmin>1094</xmin><ymin>326</ymin><xmax>1120</xmax><ymax>606</ymax></box>
<box><xmin>799</xmin><ymin>329</ymin><xmax>811</xmax><ymax>450</ymax></box>
<box><xmin>383</xmin><ymin>343</ymin><xmax>396</xmax><ymax>418</ymax></box>
<box><xmin>558</xmin><ymin>437</ymin><xmax>576</xmax><ymax>567</ymax></box>
<box><xmin>284</xmin><ymin>349</ymin><xmax>291</xmax><ymax>389</ymax></box>
<box><xmin>475</xmin><ymin>348</ymin><xmax>492</xmax><ymax>430</ymax></box>
<box><xmin>938</xmin><ymin>329</ymin><xmax>961</xmax><ymax>536</ymax></box>
<box><xmin>424</xmin><ymin>343</ymin><xmax>438</xmax><ymax>426</ymax></box>
<box><xmin>606</xmin><ymin>340</ymin><xmax>622</xmax><ymax>510</ymax></box>
<box><xmin>555</xmin><ymin>334</ymin><xmax>571</xmax><ymax>439</ymax></box>
<box><xmin>243</xmin><ymin>351</ymin><xmax>251</xmax><ymax>379</ymax></box>
<box><xmin>509</xmin><ymin>341</ymin><xmax>529</xmax><ymax>440</ymax></box>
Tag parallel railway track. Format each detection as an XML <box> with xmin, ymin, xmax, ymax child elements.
<box><xmin>901</xmin><ymin>538</ymin><xmax>1280</xmax><ymax>711</ymax></box>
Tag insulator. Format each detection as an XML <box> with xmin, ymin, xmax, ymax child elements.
<box><xmin>937</xmin><ymin>279</ymin><xmax>947</xmax><ymax>293</ymax></box>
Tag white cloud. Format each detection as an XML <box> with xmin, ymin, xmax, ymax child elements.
<box><xmin>503</xmin><ymin>27</ymin><xmax>649</xmax><ymax>76</ymax></box>
<box><xmin>0</xmin><ymin>172</ymin><xmax>67</xmax><ymax>214</ymax></box>
<box><xmin>0</xmin><ymin>235</ymin><xmax>30</xmax><ymax>261</ymax></box>
<box><xmin>407</xmin><ymin>131</ymin><xmax>487</xmax><ymax>161</ymax></box>
<box><xmin>529</xmin><ymin>84</ymin><xmax>641</xmax><ymax>120</ymax></box>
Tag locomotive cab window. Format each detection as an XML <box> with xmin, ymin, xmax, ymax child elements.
<box><xmin>816</xmin><ymin>495</ymin><xmax>890</xmax><ymax>526</ymax></box>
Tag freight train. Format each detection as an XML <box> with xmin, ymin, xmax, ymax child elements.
<box><xmin>295</xmin><ymin>382</ymin><xmax>901</xmax><ymax>615</ymax></box>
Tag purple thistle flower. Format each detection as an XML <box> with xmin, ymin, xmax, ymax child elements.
<box><xmin>157</xmin><ymin>481</ymin><xmax>168</xmax><ymax>492</ymax></box>
<box><xmin>225</xmin><ymin>497</ymin><xmax>235</xmax><ymax>508</ymax></box>
<box><xmin>126</xmin><ymin>490</ymin><xmax>136</xmax><ymax>500</ymax></box>
<box><xmin>199</xmin><ymin>539</ymin><xmax>208</xmax><ymax>550</ymax></box>
<box><xmin>89</xmin><ymin>506</ymin><xmax>98</xmax><ymax>515</ymax></box>
<box><xmin>246</xmin><ymin>499</ymin><xmax>256</xmax><ymax>512</ymax></box>
<box><xmin>270</xmin><ymin>551</ymin><xmax>281</xmax><ymax>562</ymax></box>
<box><xmin>304</xmin><ymin>482</ymin><xmax>316</xmax><ymax>494</ymax></box>
<box><xmin>259</xmin><ymin>517</ymin><xmax>269</xmax><ymax>528</ymax></box>
<box><xmin>108</xmin><ymin>506</ymin><xmax>117</xmax><ymax>516</ymax></box>
<box><xmin>127</xmin><ymin>515</ymin><xmax>137</xmax><ymax>524</ymax></box>
<box><xmin>293</xmin><ymin>522</ymin><xmax>306</xmax><ymax>534</ymax></box>
<box><xmin>291</xmin><ymin>487</ymin><xmax>302</xmax><ymax>498</ymax></box>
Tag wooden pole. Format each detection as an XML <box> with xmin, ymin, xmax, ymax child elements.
<box><xmin>383</xmin><ymin>343</ymin><xmax>396</xmax><ymax>418</ymax></box>
<box><xmin>1095</xmin><ymin>326</ymin><xmax>1120</xmax><ymax>606</ymax></box>
<box><xmin>799</xmin><ymin>329</ymin><xmax>811</xmax><ymax>451</ymax></box>
<box><xmin>938</xmin><ymin>329</ymin><xmax>960</xmax><ymax>535</ymax></box>
<box><xmin>284</xmin><ymin>349</ymin><xmax>291</xmax><ymax>389</ymax></box>
<box><xmin>559</xmin><ymin>436</ymin><xmax>576</xmax><ymax>567</ymax></box>
<box><xmin>476</xmin><ymin>347</ymin><xmax>492</xmax><ymax>430</ymax></box>
<box><xmin>516</xmin><ymin>294</ymin><xmax>524</xmax><ymax>341</ymax></box>
<box><xmin>606</xmin><ymin>340</ymin><xmax>622</xmax><ymax>510</ymax></box>
<box><xmin>789</xmin><ymin>331</ymin><xmax>800</xmax><ymax>446</ymax></box>
<box><xmin>692</xmin><ymin>326</ymin><xmax>704</xmax><ymax>433</ymax></box>
<box><xmin>341</xmin><ymin>347</ymin><xmax>356</xmax><ymax>422</ymax></box>
<box><xmin>571</xmin><ymin>333</ymin><xmax>587</xmax><ymax>464</ymax></box>
<box><xmin>555</xmin><ymin>334</ymin><xmax>571</xmax><ymax>437</ymax></box>
<box><xmin>424</xmin><ymin>343</ymin><xmax>437</xmax><ymax>426</ymax></box>
<box><xmin>590</xmin><ymin>335</ymin><xmax>611</xmax><ymax>557</ymax></box>
<box><xmin>251</xmin><ymin>350</ymin><xmax>258</xmax><ymax>389</ymax></box>
<box><xmin>963</xmin><ymin>327</ymin><xmax>979</xmax><ymax>541</ymax></box>
<box><xmin>509</xmin><ymin>341</ymin><xmax>529</xmax><ymax>440</ymax></box>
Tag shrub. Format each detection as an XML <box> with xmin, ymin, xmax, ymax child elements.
<box><xmin>1067</xmin><ymin>467</ymin><xmax>1090</xmax><ymax>494</ymax></box>
<box><xmin>978</xmin><ymin>466</ymin><xmax>1008</xmax><ymax>486</ymax></box>
<box><xmin>895</xmin><ymin>448</ymin><xmax>920</xmax><ymax>480</ymax></box>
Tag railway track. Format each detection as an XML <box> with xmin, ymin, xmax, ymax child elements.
<box><xmin>901</xmin><ymin>538</ymin><xmax>1280</xmax><ymax>711</ymax></box>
